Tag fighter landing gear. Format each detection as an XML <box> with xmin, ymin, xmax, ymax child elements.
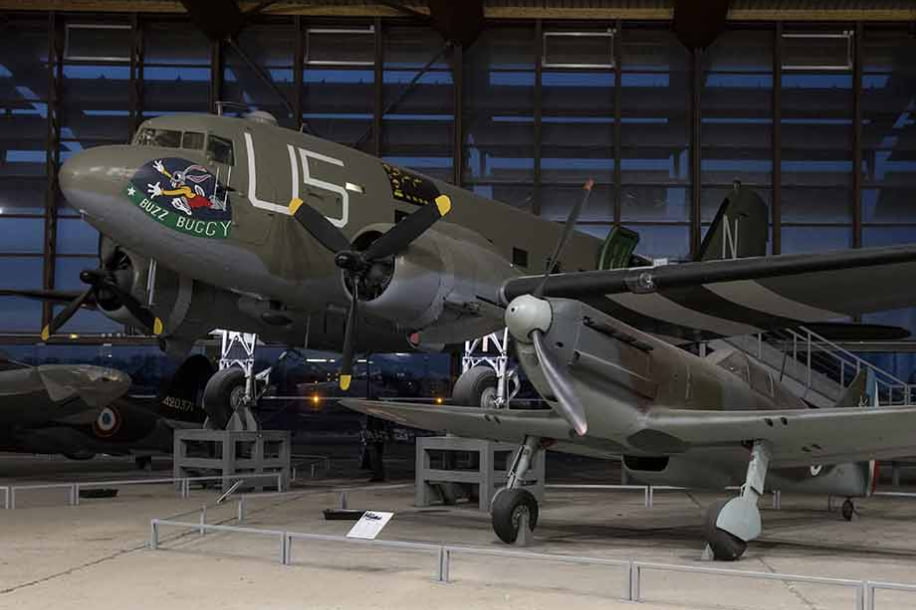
<box><xmin>841</xmin><ymin>498</ymin><xmax>856</xmax><ymax>522</ymax></box>
<box><xmin>704</xmin><ymin>440</ymin><xmax>772</xmax><ymax>561</ymax></box>
<box><xmin>491</xmin><ymin>436</ymin><xmax>542</xmax><ymax>544</ymax></box>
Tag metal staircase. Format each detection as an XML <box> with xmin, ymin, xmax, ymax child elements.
<box><xmin>710</xmin><ymin>326</ymin><xmax>916</xmax><ymax>408</ymax></box>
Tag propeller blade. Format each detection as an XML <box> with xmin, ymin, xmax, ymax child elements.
<box><xmin>101</xmin><ymin>281</ymin><xmax>163</xmax><ymax>336</ymax></box>
<box><xmin>0</xmin><ymin>289</ymin><xmax>97</xmax><ymax>306</ymax></box>
<box><xmin>531</xmin><ymin>329</ymin><xmax>588</xmax><ymax>436</ymax></box>
<box><xmin>362</xmin><ymin>194</ymin><xmax>452</xmax><ymax>261</ymax></box>
<box><xmin>534</xmin><ymin>179</ymin><xmax>594</xmax><ymax>298</ymax></box>
<box><xmin>339</xmin><ymin>283</ymin><xmax>359</xmax><ymax>391</ymax></box>
<box><xmin>41</xmin><ymin>287</ymin><xmax>94</xmax><ymax>341</ymax></box>
<box><xmin>289</xmin><ymin>197</ymin><xmax>352</xmax><ymax>254</ymax></box>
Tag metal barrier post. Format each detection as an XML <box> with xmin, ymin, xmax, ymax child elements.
<box><xmin>237</xmin><ymin>496</ymin><xmax>245</xmax><ymax>522</ymax></box>
<box><xmin>865</xmin><ymin>582</ymin><xmax>875</xmax><ymax>610</ymax></box>
<box><xmin>643</xmin><ymin>487</ymin><xmax>649</xmax><ymax>508</ymax></box>
<box><xmin>625</xmin><ymin>561</ymin><xmax>633</xmax><ymax>601</ymax></box>
<box><xmin>856</xmin><ymin>583</ymin><xmax>865</xmax><ymax>610</ymax></box>
<box><xmin>631</xmin><ymin>564</ymin><xmax>641</xmax><ymax>601</ymax></box>
<box><xmin>150</xmin><ymin>520</ymin><xmax>159</xmax><ymax>550</ymax></box>
<box><xmin>648</xmin><ymin>486</ymin><xmax>654</xmax><ymax>508</ymax></box>
<box><xmin>437</xmin><ymin>547</ymin><xmax>450</xmax><ymax>583</ymax></box>
<box><xmin>281</xmin><ymin>532</ymin><xmax>290</xmax><ymax>565</ymax></box>
<box><xmin>9</xmin><ymin>487</ymin><xmax>15</xmax><ymax>510</ymax></box>
<box><xmin>199</xmin><ymin>505</ymin><xmax>207</xmax><ymax>535</ymax></box>
<box><xmin>183</xmin><ymin>478</ymin><xmax>190</xmax><ymax>498</ymax></box>
<box><xmin>1</xmin><ymin>487</ymin><xmax>7</xmax><ymax>510</ymax></box>
<box><xmin>74</xmin><ymin>483</ymin><xmax>80</xmax><ymax>506</ymax></box>
<box><xmin>276</xmin><ymin>472</ymin><xmax>283</xmax><ymax>492</ymax></box>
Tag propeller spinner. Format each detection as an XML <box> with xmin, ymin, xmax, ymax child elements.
<box><xmin>288</xmin><ymin>194</ymin><xmax>452</xmax><ymax>390</ymax></box>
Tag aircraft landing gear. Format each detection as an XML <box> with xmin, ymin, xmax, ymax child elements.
<box><xmin>491</xmin><ymin>436</ymin><xmax>542</xmax><ymax>544</ymax></box>
<box><xmin>841</xmin><ymin>498</ymin><xmax>855</xmax><ymax>522</ymax></box>
<box><xmin>704</xmin><ymin>440</ymin><xmax>772</xmax><ymax>561</ymax></box>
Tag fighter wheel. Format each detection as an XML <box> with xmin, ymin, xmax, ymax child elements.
<box><xmin>491</xmin><ymin>488</ymin><xmax>539</xmax><ymax>544</ymax></box>
<box><xmin>452</xmin><ymin>366</ymin><xmax>497</xmax><ymax>408</ymax></box>
<box><xmin>202</xmin><ymin>367</ymin><xmax>246</xmax><ymax>429</ymax></box>
<box><xmin>704</xmin><ymin>499</ymin><xmax>748</xmax><ymax>561</ymax></box>
<box><xmin>841</xmin><ymin>498</ymin><xmax>855</xmax><ymax>522</ymax></box>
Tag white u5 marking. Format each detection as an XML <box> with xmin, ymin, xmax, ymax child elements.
<box><xmin>244</xmin><ymin>132</ymin><xmax>349</xmax><ymax>227</ymax></box>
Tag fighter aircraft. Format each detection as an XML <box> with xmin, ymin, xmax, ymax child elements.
<box><xmin>341</xmin><ymin>181</ymin><xmax>916</xmax><ymax>561</ymax></box>
<box><xmin>0</xmin><ymin>354</ymin><xmax>214</xmax><ymax>462</ymax></box>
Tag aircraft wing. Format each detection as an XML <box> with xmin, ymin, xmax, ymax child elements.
<box><xmin>644</xmin><ymin>405</ymin><xmax>916</xmax><ymax>467</ymax></box>
<box><xmin>340</xmin><ymin>399</ymin><xmax>571</xmax><ymax>444</ymax></box>
<box><xmin>502</xmin><ymin>243</ymin><xmax>916</xmax><ymax>342</ymax></box>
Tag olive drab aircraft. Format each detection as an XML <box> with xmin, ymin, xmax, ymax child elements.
<box><xmin>9</xmin><ymin>109</ymin><xmax>916</xmax><ymax>559</ymax></box>
<box><xmin>0</xmin><ymin>354</ymin><xmax>215</xmax><ymax>462</ymax></box>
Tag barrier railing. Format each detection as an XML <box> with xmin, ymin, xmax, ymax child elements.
<box><xmin>2</xmin><ymin>472</ymin><xmax>284</xmax><ymax>510</ymax></box>
<box><xmin>147</xmin><ymin>518</ymin><xmax>910</xmax><ymax>609</ymax></box>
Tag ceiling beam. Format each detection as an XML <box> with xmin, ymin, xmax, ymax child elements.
<box><xmin>0</xmin><ymin>1</ymin><xmax>913</xmax><ymax>22</ymax></box>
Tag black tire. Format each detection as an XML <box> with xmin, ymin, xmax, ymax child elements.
<box><xmin>491</xmin><ymin>488</ymin><xmax>539</xmax><ymax>544</ymax></box>
<box><xmin>202</xmin><ymin>367</ymin><xmax>246</xmax><ymax>429</ymax></box>
<box><xmin>841</xmin><ymin>498</ymin><xmax>855</xmax><ymax>522</ymax></box>
<box><xmin>452</xmin><ymin>366</ymin><xmax>498</xmax><ymax>408</ymax></box>
<box><xmin>704</xmin><ymin>499</ymin><xmax>748</xmax><ymax>561</ymax></box>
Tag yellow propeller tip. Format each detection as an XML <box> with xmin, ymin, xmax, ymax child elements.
<box><xmin>434</xmin><ymin>194</ymin><xmax>452</xmax><ymax>216</ymax></box>
<box><xmin>339</xmin><ymin>375</ymin><xmax>352</xmax><ymax>391</ymax></box>
<box><xmin>153</xmin><ymin>318</ymin><xmax>164</xmax><ymax>336</ymax></box>
<box><xmin>289</xmin><ymin>197</ymin><xmax>304</xmax><ymax>215</ymax></box>
<box><xmin>40</xmin><ymin>326</ymin><xmax>50</xmax><ymax>341</ymax></box>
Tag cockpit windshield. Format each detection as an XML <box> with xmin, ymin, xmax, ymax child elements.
<box><xmin>135</xmin><ymin>128</ymin><xmax>181</xmax><ymax>148</ymax></box>
<box><xmin>135</xmin><ymin>125</ymin><xmax>235</xmax><ymax>166</ymax></box>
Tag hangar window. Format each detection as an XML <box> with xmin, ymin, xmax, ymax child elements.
<box><xmin>64</xmin><ymin>24</ymin><xmax>131</xmax><ymax>62</ymax></box>
<box><xmin>542</xmin><ymin>30</ymin><xmax>615</xmax><ymax>70</ymax></box>
<box><xmin>136</xmin><ymin>128</ymin><xmax>181</xmax><ymax>148</ymax></box>
<box><xmin>512</xmin><ymin>247</ymin><xmax>528</xmax><ymax>268</ymax></box>
<box><xmin>782</xmin><ymin>31</ymin><xmax>854</xmax><ymax>72</ymax></box>
<box><xmin>306</xmin><ymin>27</ymin><xmax>375</xmax><ymax>66</ymax></box>
<box><xmin>207</xmin><ymin>135</ymin><xmax>234</xmax><ymax>165</ymax></box>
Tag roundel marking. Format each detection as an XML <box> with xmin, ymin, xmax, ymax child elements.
<box><xmin>93</xmin><ymin>406</ymin><xmax>122</xmax><ymax>438</ymax></box>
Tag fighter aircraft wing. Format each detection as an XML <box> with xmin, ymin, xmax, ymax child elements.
<box><xmin>643</xmin><ymin>405</ymin><xmax>916</xmax><ymax>467</ymax></box>
<box><xmin>340</xmin><ymin>399</ymin><xmax>571</xmax><ymax>444</ymax></box>
<box><xmin>502</xmin><ymin>243</ymin><xmax>916</xmax><ymax>342</ymax></box>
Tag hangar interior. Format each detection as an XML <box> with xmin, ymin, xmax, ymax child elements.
<box><xmin>2</xmin><ymin>1</ymin><xmax>916</xmax><ymax>608</ymax></box>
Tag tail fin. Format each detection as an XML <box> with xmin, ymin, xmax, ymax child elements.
<box><xmin>835</xmin><ymin>370</ymin><xmax>869</xmax><ymax>409</ymax></box>
<box><xmin>697</xmin><ymin>183</ymin><xmax>769</xmax><ymax>262</ymax></box>
<box><xmin>156</xmin><ymin>354</ymin><xmax>215</xmax><ymax>423</ymax></box>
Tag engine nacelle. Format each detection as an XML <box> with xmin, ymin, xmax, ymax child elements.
<box><xmin>358</xmin><ymin>223</ymin><xmax>516</xmax><ymax>340</ymax></box>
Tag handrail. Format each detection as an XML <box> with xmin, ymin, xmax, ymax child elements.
<box><xmin>3</xmin><ymin>472</ymin><xmax>284</xmax><ymax>510</ymax></box>
<box><xmin>147</xmin><ymin>518</ymin><xmax>912</xmax><ymax>609</ymax></box>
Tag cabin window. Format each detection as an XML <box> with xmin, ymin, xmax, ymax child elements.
<box><xmin>136</xmin><ymin>128</ymin><xmax>181</xmax><ymax>148</ymax></box>
<box><xmin>512</xmin><ymin>247</ymin><xmax>528</xmax><ymax>268</ymax></box>
<box><xmin>181</xmin><ymin>131</ymin><xmax>205</xmax><ymax>150</ymax></box>
<box><xmin>207</xmin><ymin>135</ymin><xmax>234</xmax><ymax>165</ymax></box>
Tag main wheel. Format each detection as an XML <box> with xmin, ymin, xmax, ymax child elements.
<box><xmin>704</xmin><ymin>499</ymin><xmax>748</xmax><ymax>561</ymax></box>
<box><xmin>202</xmin><ymin>367</ymin><xmax>246</xmax><ymax>429</ymax></box>
<box><xmin>841</xmin><ymin>498</ymin><xmax>855</xmax><ymax>521</ymax></box>
<box><xmin>452</xmin><ymin>366</ymin><xmax>498</xmax><ymax>408</ymax></box>
<box><xmin>491</xmin><ymin>488</ymin><xmax>539</xmax><ymax>543</ymax></box>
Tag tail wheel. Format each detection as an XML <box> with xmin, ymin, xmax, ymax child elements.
<box><xmin>452</xmin><ymin>366</ymin><xmax>498</xmax><ymax>408</ymax></box>
<box><xmin>704</xmin><ymin>499</ymin><xmax>748</xmax><ymax>561</ymax></box>
<box><xmin>491</xmin><ymin>488</ymin><xmax>539</xmax><ymax>543</ymax></box>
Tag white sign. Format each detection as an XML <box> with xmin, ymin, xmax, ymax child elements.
<box><xmin>346</xmin><ymin>511</ymin><xmax>394</xmax><ymax>540</ymax></box>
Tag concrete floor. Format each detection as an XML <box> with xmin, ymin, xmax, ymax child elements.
<box><xmin>2</xmin><ymin>454</ymin><xmax>916</xmax><ymax>609</ymax></box>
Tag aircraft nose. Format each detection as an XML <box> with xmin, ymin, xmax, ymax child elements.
<box><xmin>59</xmin><ymin>146</ymin><xmax>137</xmax><ymax>220</ymax></box>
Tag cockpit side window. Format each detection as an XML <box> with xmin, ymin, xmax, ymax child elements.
<box><xmin>136</xmin><ymin>128</ymin><xmax>181</xmax><ymax>148</ymax></box>
<box><xmin>181</xmin><ymin>131</ymin><xmax>205</xmax><ymax>150</ymax></box>
<box><xmin>207</xmin><ymin>135</ymin><xmax>234</xmax><ymax>165</ymax></box>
